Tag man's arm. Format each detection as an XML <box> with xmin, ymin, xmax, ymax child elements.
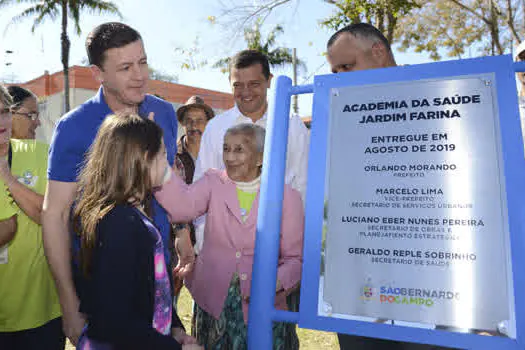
<box><xmin>42</xmin><ymin>179</ymin><xmax>84</xmax><ymax>345</ymax></box>
<box><xmin>276</xmin><ymin>188</ymin><xmax>304</xmax><ymax>294</ymax></box>
<box><xmin>0</xmin><ymin>215</ymin><xmax>17</xmax><ymax>246</ymax></box>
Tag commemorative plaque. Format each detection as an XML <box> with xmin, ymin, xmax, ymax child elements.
<box><xmin>321</xmin><ymin>75</ymin><xmax>511</xmax><ymax>331</ymax></box>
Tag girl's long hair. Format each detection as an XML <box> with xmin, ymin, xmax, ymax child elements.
<box><xmin>72</xmin><ymin>112</ymin><xmax>163</xmax><ymax>277</ymax></box>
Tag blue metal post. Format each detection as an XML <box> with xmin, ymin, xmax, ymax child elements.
<box><xmin>247</xmin><ymin>76</ymin><xmax>293</xmax><ymax>349</ymax></box>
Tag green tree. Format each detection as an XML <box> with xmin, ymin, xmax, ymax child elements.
<box><xmin>214</xmin><ymin>21</ymin><xmax>305</xmax><ymax>73</ymax></box>
<box><xmin>216</xmin><ymin>0</ymin><xmax>525</xmax><ymax>62</ymax></box>
<box><xmin>396</xmin><ymin>0</ymin><xmax>524</xmax><ymax>60</ymax></box>
<box><xmin>215</xmin><ymin>0</ymin><xmax>418</xmax><ymax>45</ymax></box>
<box><xmin>213</xmin><ymin>0</ymin><xmax>295</xmax><ymax>39</ymax></box>
<box><xmin>0</xmin><ymin>0</ymin><xmax>122</xmax><ymax>112</ymax></box>
<box><xmin>321</xmin><ymin>0</ymin><xmax>419</xmax><ymax>44</ymax></box>
<box><xmin>174</xmin><ymin>36</ymin><xmax>208</xmax><ymax>71</ymax></box>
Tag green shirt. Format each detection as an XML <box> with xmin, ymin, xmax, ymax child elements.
<box><xmin>0</xmin><ymin>181</ymin><xmax>18</xmax><ymax>265</ymax></box>
<box><xmin>0</xmin><ymin>183</ymin><xmax>17</xmax><ymax>221</ymax></box>
<box><xmin>236</xmin><ymin>188</ymin><xmax>258</xmax><ymax>223</ymax></box>
<box><xmin>0</xmin><ymin>139</ymin><xmax>61</xmax><ymax>331</ymax></box>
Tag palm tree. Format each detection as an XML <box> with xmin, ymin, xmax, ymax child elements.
<box><xmin>0</xmin><ymin>0</ymin><xmax>121</xmax><ymax>112</ymax></box>
<box><xmin>215</xmin><ymin>20</ymin><xmax>306</xmax><ymax>113</ymax></box>
<box><xmin>215</xmin><ymin>20</ymin><xmax>305</xmax><ymax>73</ymax></box>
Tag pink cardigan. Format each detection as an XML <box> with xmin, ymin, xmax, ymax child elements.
<box><xmin>155</xmin><ymin>169</ymin><xmax>304</xmax><ymax>323</ymax></box>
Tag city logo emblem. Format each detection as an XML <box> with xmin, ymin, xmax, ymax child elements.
<box><xmin>18</xmin><ymin>170</ymin><xmax>38</xmax><ymax>187</ymax></box>
<box><xmin>361</xmin><ymin>277</ymin><xmax>374</xmax><ymax>301</ymax></box>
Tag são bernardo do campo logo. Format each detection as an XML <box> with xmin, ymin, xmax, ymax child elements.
<box><xmin>361</xmin><ymin>279</ymin><xmax>460</xmax><ymax>307</ymax></box>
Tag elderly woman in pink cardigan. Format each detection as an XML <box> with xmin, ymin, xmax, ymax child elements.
<box><xmin>155</xmin><ymin>123</ymin><xmax>303</xmax><ymax>350</ymax></box>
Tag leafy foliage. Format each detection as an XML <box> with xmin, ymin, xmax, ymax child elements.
<box><xmin>0</xmin><ymin>0</ymin><xmax>121</xmax><ymax>111</ymax></box>
<box><xmin>214</xmin><ymin>20</ymin><xmax>305</xmax><ymax>73</ymax></box>
<box><xmin>214</xmin><ymin>0</ymin><xmax>525</xmax><ymax>63</ymax></box>
<box><xmin>320</xmin><ymin>0</ymin><xmax>420</xmax><ymax>43</ymax></box>
<box><xmin>0</xmin><ymin>0</ymin><xmax>121</xmax><ymax>34</ymax></box>
<box><xmin>396</xmin><ymin>0</ymin><xmax>524</xmax><ymax>60</ymax></box>
<box><xmin>174</xmin><ymin>36</ymin><xmax>208</xmax><ymax>71</ymax></box>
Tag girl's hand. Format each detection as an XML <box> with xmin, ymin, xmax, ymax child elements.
<box><xmin>172</xmin><ymin>327</ymin><xmax>198</xmax><ymax>345</ymax></box>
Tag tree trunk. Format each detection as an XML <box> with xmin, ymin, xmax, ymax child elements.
<box><xmin>505</xmin><ymin>0</ymin><xmax>522</xmax><ymax>44</ymax></box>
<box><xmin>376</xmin><ymin>7</ymin><xmax>385</xmax><ymax>35</ymax></box>
<box><xmin>292</xmin><ymin>48</ymin><xmax>298</xmax><ymax>114</ymax></box>
<box><xmin>386</xmin><ymin>10</ymin><xmax>396</xmax><ymax>44</ymax></box>
<box><xmin>489</xmin><ymin>0</ymin><xmax>504</xmax><ymax>54</ymax></box>
<box><xmin>61</xmin><ymin>0</ymin><xmax>71</xmax><ymax>112</ymax></box>
<box><xmin>523</xmin><ymin>0</ymin><xmax>525</xmax><ymax>29</ymax></box>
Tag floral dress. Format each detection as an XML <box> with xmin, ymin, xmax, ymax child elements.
<box><xmin>192</xmin><ymin>275</ymin><xmax>299</xmax><ymax>350</ymax></box>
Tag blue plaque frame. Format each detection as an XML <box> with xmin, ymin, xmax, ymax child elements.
<box><xmin>247</xmin><ymin>54</ymin><xmax>525</xmax><ymax>350</ymax></box>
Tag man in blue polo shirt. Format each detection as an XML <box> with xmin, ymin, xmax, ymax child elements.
<box><xmin>42</xmin><ymin>22</ymin><xmax>179</xmax><ymax>345</ymax></box>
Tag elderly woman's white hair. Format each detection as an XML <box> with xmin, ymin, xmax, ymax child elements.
<box><xmin>224</xmin><ymin>123</ymin><xmax>266</xmax><ymax>154</ymax></box>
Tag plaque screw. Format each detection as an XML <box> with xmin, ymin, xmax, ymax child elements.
<box><xmin>497</xmin><ymin>320</ymin><xmax>509</xmax><ymax>336</ymax></box>
<box><xmin>484</xmin><ymin>80</ymin><xmax>492</xmax><ymax>86</ymax></box>
<box><xmin>332</xmin><ymin>89</ymin><xmax>339</xmax><ymax>97</ymax></box>
<box><xmin>323</xmin><ymin>302</ymin><xmax>333</xmax><ymax>316</ymax></box>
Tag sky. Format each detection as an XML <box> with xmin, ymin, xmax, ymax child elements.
<box><xmin>0</xmin><ymin>0</ymin><xmax>432</xmax><ymax>115</ymax></box>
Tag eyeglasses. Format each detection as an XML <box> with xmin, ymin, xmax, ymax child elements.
<box><xmin>14</xmin><ymin>111</ymin><xmax>39</xmax><ymax>121</ymax></box>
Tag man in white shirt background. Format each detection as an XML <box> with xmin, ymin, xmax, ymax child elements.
<box><xmin>193</xmin><ymin>49</ymin><xmax>309</xmax><ymax>253</ymax></box>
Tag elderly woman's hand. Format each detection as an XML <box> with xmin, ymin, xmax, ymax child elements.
<box><xmin>173</xmin><ymin>227</ymin><xmax>195</xmax><ymax>277</ymax></box>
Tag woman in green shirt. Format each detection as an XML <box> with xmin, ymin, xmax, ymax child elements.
<box><xmin>0</xmin><ymin>86</ymin><xmax>64</xmax><ymax>349</ymax></box>
<box><xmin>0</xmin><ymin>85</ymin><xmax>17</xmax><ymax>247</ymax></box>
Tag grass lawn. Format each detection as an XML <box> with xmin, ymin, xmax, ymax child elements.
<box><xmin>66</xmin><ymin>287</ymin><xmax>339</xmax><ymax>349</ymax></box>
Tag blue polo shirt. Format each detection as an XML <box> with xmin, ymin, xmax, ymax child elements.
<box><xmin>48</xmin><ymin>87</ymin><xmax>178</xmax><ymax>266</ymax></box>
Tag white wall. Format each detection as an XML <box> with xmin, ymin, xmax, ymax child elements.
<box><xmin>36</xmin><ymin>92</ymin><xmax>63</xmax><ymax>144</ymax></box>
